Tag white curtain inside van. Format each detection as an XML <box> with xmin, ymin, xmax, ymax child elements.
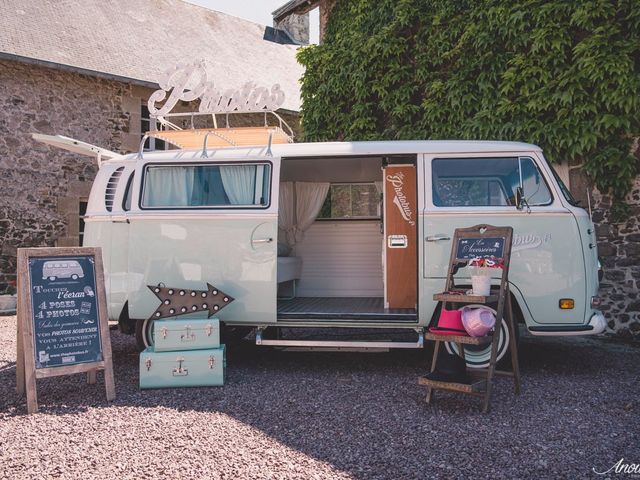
<box><xmin>278</xmin><ymin>182</ymin><xmax>296</xmax><ymax>246</ymax></box>
<box><xmin>143</xmin><ymin>166</ymin><xmax>195</xmax><ymax>206</ymax></box>
<box><xmin>220</xmin><ymin>165</ymin><xmax>256</xmax><ymax>204</ymax></box>
<box><xmin>278</xmin><ymin>182</ymin><xmax>330</xmax><ymax>249</ymax></box>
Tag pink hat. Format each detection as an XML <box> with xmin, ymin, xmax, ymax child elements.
<box><xmin>461</xmin><ymin>306</ymin><xmax>496</xmax><ymax>337</ymax></box>
<box><xmin>429</xmin><ymin>308</ymin><xmax>468</xmax><ymax>336</ymax></box>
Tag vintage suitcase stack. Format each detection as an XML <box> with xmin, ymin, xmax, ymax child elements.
<box><xmin>139</xmin><ymin>318</ymin><xmax>226</xmax><ymax>389</ymax></box>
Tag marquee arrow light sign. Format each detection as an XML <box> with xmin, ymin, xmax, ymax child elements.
<box><xmin>148</xmin><ymin>283</ymin><xmax>235</xmax><ymax>320</ymax></box>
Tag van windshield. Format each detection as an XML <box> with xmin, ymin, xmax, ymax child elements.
<box><xmin>141</xmin><ymin>163</ymin><xmax>271</xmax><ymax>208</ymax></box>
<box><xmin>548</xmin><ymin>164</ymin><xmax>580</xmax><ymax>207</ymax></box>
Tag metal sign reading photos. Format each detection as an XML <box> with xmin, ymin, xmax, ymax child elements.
<box><xmin>456</xmin><ymin>237</ymin><xmax>506</xmax><ymax>261</ymax></box>
<box><xmin>16</xmin><ymin>247</ymin><xmax>115</xmax><ymax>414</ymax></box>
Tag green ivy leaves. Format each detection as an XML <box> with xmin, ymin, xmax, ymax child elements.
<box><xmin>297</xmin><ymin>0</ymin><xmax>640</xmax><ymax>211</ymax></box>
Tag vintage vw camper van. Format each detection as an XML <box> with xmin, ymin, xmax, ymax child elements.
<box><xmin>35</xmin><ymin>132</ymin><xmax>606</xmax><ymax>367</ymax></box>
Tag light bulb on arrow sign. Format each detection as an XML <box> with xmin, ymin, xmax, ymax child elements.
<box><xmin>147</xmin><ymin>283</ymin><xmax>235</xmax><ymax>319</ymax></box>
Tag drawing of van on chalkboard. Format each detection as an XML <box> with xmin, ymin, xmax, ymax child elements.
<box><xmin>42</xmin><ymin>260</ymin><xmax>84</xmax><ymax>281</ymax></box>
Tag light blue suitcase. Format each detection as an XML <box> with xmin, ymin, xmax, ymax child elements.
<box><xmin>152</xmin><ymin>318</ymin><xmax>220</xmax><ymax>352</ymax></box>
<box><xmin>139</xmin><ymin>345</ymin><xmax>226</xmax><ymax>389</ymax></box>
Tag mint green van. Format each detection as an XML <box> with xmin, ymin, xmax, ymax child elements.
<box><xmin>39</xmin><ymin>135</ymin><xmax>605</xmax><ymax>368</ymax></box>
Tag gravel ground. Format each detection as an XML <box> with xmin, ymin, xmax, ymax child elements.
<box><xmin>0</xmin><ymin>315</ymin><xmax>638</xmax><ymax>479</ymax></box>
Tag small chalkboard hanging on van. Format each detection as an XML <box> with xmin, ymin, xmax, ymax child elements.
<box><xmin>456</xmin><ymin>236</ymin><xmax>506</xmax><ymax>261</ymax></box>
<box><xmin>16</xmin><ymin>247</ymin><xmax>115</xmax><ymax>414</ymax></box>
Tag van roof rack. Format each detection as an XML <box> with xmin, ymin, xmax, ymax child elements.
<box><xmin>144</xmin><ymin>109</ymin><xmax>294</xmax><ymax>151</ymax></box>
<box><xmin>146</xmin><ymin>126</ymin><xmax>292</xmax><ymax>150</ymax></box>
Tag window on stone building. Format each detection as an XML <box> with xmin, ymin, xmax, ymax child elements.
<box><xmin>79</xmin><ymin>199</ymin><xmax>88</xmax><ymax>246</ymax></box>
<box><xmin>141</xmin><ymin>104</ymin><xmax>167</xmax><ymax>151</ymax></box>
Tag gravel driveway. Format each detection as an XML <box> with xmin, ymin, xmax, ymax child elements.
<box><xmin>1</xmin><ymin>315</ymin><xmax>638</xmax><ymax>479</ymax></box>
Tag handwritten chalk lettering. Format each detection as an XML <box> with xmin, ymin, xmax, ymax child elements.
<box><xmin>57</xmin><ymin>291</ymin><xmax>85</xmax><ymax>299</ymax></box>
<box><xmin>45</xmin><ymin>309</ymin><xmax>80</xmax><ymax>319</ymax></box>
<box><xmin>28</xmin><ymin>255</ymin><xmax>104</xmax><ymax>368</ymax></box>
<box><xmin>456</xmin><ymin>237</ymin><xmax>506</xmax><ymax>260</ymax></box>
<box><xmin>147</xmin><ymin>61</ymin><xmax>286</xmax><ymax>116</ymax></box>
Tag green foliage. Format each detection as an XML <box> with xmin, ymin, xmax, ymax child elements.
<box><xmin>297</xmin><ymin>0</ymin><xmax>640</xmax><ymax>206</ymax></box>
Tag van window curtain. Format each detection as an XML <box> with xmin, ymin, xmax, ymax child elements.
<box><xmin>278</xmin><ymin>182</ymin><xmax>296</xmax><ymax>247</ymax></box>
<box><xmin>143</xmin><ymin>166</ymin><xmax>195</xmax><ymax>206</ymax></box>
<box><xmin>220</xmin><ymin>165</ymin><xmax>256</xmax><ymax>204</ymax></box>
<box><xmin>294</xmin><ymin>182</ymin><xmax>330</xmax><ymax>243</ymax></box>
<box><xmin>277</xmin><ymin>182</ymin><xmax>330</xmax><ymax>248</ymax></box>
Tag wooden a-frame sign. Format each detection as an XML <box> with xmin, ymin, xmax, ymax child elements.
<box><xmin>16</xmin><ymin>247</ymin><xmax>115</xmax><ymax>414</ymax></box>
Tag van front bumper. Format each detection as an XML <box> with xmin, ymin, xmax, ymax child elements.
<box><xmin>527</xmin><ymin>312</ymin><xmax>607</xmax><ymax>336</ymax></box>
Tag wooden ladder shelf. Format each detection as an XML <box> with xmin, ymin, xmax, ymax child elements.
<box><xmin>419</xmin><ymin>224</ymin><xmax>521</xmax><ymax>413</ymax></box>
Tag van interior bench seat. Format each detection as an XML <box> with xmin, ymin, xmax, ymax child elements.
<box><xmin>277</xmin><ymin>297</ymin><xmax>417</xmax><ymax>321</ymax></box>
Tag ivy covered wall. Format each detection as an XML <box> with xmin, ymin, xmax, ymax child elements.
<box><xmin>298</xmin><ymin>0</ymin><xmax>639</xmax><ymax>215</ymax></box>
<box><xmin>297</xmin><ymin>0</ymin><xmax>640</xmax><ymax>337</ymax></box>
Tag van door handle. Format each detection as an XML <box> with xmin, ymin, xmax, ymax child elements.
<box><xmin>111</xmin><ymin>216</ymin><xmax>130</xmax><ymax>224</ymax></box>
<box><xmin>425</xmin><ymin>234</ymin><xmax>450</xmax><ymax>242</ymax></box>
<box><xmin>252</xmin><ymin>237</ymin><xmax>273</xmax><ymax>244</ymax></box>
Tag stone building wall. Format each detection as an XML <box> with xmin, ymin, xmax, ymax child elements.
<box><xmin>0</xmin><ymin>59</ymin><xmax>300</xmax><ymax>294</ymax></box>
<box><xmin>591</xmin><ymin>175</ymin><xmax>640</xmax><ymax>339</ymax></box>
<box><xmin>0</xmin><ymin>60</ymin><xmax>133</xmax><ymax>293</ymax></box>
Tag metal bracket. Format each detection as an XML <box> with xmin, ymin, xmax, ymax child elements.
<box><xmin>136</xmin><ymin>135</ymin><xmax>149</xmax><ymax>159</ymax></box>
<box><xmin>145</xmin><ymin>358</ymin><xmax>152</xmax><ymax>371</ymax></box>
<box><xmin>265</xmin><ymin>131</ymin><xmax>273</xmax><ymax>157</ymax></box>
<box><xmin>205</xmin><ymin>324</ymin><xmax>213</xmax><ymax>337</ymax></box>
<box><xmin>160</xmin><ymin>327</ymin><xmax>168</xmax><ymax>339</ymax></box>
<box><xmin>208</xmin><ymin>356</ymin><xmax>215</xmax><ymax>369</ymax></box>
<box><xmin>172</xmin><ymin>358</ymin><xmax>188</xmax><ymax>376</ymax></box>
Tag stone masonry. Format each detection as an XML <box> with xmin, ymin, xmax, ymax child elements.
<box><xmin>0</xmin><ymin>59</ymin><xmax>300</xmax><ymax>295</ymax></box>
<box><xmin>591</xmin><ymin>175</ymin><xmax>640</xmax><ymax>339</ymax></box>
<box><xmin>0</xmin><ymin>60</ymin><xmax>131</xmax><ymax>293</ymax></box>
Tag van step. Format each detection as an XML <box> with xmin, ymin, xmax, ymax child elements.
<box><xmin>255</xmin><ymin>328</ymin><xmax>424</xmax><ymax>350</ymax></box>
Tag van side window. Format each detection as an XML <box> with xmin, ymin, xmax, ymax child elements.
<box><xmin>141</xmin><ymin>163</ymin><xmax>271</xmax><ymax>208</ymax></box>
<box><xmin>123</xmin><ymin>171</ymin><xmax>134</xmax><ymax>211</ymax></box>
<box><xmin>432</xmin><ymin>157</ymin><xmax>552</xmax><ymax>207</ymax></box>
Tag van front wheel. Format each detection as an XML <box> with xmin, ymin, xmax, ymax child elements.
<box><xmin>444</xmin><ymin>315</ymin><xmax>519</xmax><ymax>369</ymax></box>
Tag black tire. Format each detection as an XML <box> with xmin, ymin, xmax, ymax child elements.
<box><xmin>135</xmin><ymin>317</ymin><xmax>154</xmax><ymax>352</ymax></box>
<box><xmin>117</xmin><ymin>302</ymin><xmax>136</xmax><ymax>335</ymax></box>
<box><xmin>439</xmin><ymin>300</ymin><xmax>521</xmax><ymax>369</ymax></box>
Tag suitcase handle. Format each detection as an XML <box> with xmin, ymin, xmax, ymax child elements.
<box><xmin>172</xmin><ymin>358</ymin><xmax>189</xmax><ymax>376</ymax></box>
<box><xmin>180</xmin><ymin>326</ymin><xmax>196</xmax><ymax>342</ymax></box>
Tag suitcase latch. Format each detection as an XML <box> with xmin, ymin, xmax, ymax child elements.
<box><xmin>205</xmin><ymin>324</ymin><xmax>213</xmax><ymax>337</ymax></box>
<box><xmin>180</xmin><ymin>326</ymin><xmax>195</xmax><ymax>342</ymax></box>
<box><xmin>145</xmin><ymin>358</ymin><xmax>152</xmax><ymax>371</ymax></box>
<box><xmin>160</xmin><ymin>327</ymin><xmax>168</xmax><ymax>339</ymax></box>
<box><xmin>172</xmin><ymin>357</ymin><xmax>188</xmax><ymax>376</ymax></box>
<box><xmin>208</xmin><ymin>355</ymin><xmax>215</xmax><ymax>369</ymax></box>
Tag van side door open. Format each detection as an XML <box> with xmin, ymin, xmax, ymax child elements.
<box><xmin>125</xmin><ymin>159</ymin><xmax>279</xmax><ymax>325</ymax></box>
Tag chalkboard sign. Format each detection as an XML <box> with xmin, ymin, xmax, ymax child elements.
<box><xmin>456</xmin><ymin>237</ymin><xmax>506</xmax><ymax>261</ymax></box>
<box><xmin>16</xmin><ymin>247</ymin><xmax>115</xmax><ymax>414</ymax></box>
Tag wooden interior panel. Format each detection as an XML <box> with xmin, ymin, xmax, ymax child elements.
<box><xmin>384</xmin><ymin>164</ymin><xmax>418</xmax><ymax>309</ymax></box>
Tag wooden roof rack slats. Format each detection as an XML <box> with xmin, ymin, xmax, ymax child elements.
<box><xmin>146</xmin><ymin>126</ymin><xmax>293</xmax><ymax>150</ymax></box>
